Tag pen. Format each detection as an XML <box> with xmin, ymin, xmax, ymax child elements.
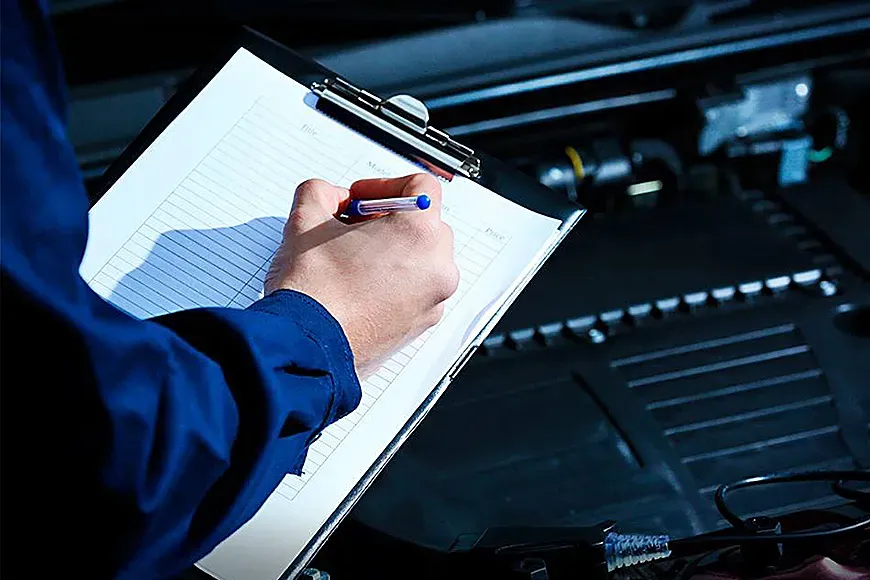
<box><xmin>346</xmin><ymin>194</ymin><xmax>431</xmax><ymax>217</ymax></box>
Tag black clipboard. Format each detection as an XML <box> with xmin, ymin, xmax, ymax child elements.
<box><xmin>95</xmin><ymin>27</ymin><xmax>585</xmax><ymax>580</ymax></box>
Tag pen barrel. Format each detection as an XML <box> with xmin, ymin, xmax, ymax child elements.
<box><xmin>348</xmin><ymin>195</ymin><xmax>429</xmax><ymax>216</ymax></box>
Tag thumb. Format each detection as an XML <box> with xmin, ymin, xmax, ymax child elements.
<box><xmin>290</xmin><ymin>179</ymin><xmax>350</xmax><ymax>228</ymax></box>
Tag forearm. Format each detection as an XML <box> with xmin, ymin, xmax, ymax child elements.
<box><xmin>2</xmin><ymin>273</ymin><xmax>360</xmax><ymax>578</ymax></box>
<box><xmin>1</xmin><ymin>3</ymin><xmax>364</xmax><ymax>575</ymax></box>
<box><xmin>132</xmin><ymin>289</ymin><xmax>361</xmax><ymax>573</ymax></box>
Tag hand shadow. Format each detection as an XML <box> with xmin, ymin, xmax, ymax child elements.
<box><xmin>103</xmin><ymin>216</ymin><xmax>289</xmax><ymax>319</ymax></box>
<box><xmin>103</xmin><ymin>215</ymin><xmax>369</xmax><ymax>320</ymax></box>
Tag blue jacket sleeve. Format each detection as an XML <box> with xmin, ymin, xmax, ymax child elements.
<box><xmin>0</xmin><ymin>2</ymin><xmax>361</xmax><ymax>578</ymax></box>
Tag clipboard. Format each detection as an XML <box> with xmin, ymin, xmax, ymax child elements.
<box><xmin>93</xmin><ymin>27</ymin><xmax>585</xmax><ymax>580</ymax></box>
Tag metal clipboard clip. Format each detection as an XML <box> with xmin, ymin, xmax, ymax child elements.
<box><xmin>311</xmin><ymin>77</ymin><xmax>482</xmax><ymax>179</ymax></box>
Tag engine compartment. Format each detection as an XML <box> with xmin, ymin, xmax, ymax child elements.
<box><xmin>326</xmin><ymin>2</ymin><xmax>870</xmax><ymax>561</ymax></box>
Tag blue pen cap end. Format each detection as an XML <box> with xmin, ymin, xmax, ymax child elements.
<box><xmin>416</xmin><ymin>194</ymin><xmax>432</xmax><ymax>210</ymax></box>
<box><xmin>347</xmin><ymin>199</ymin><xmax>363</xmax><ymax>216</ymax></box>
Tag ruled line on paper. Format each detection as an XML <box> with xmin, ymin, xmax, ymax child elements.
<box><xmin>91</xmin><ymin>99</ymin><xmax>512</xmax><ymax>496</ymax></box>
<box><xmin>83</xmin><ymin>49</ymin><xmax>566</xmax><ymax>580</ymax></box>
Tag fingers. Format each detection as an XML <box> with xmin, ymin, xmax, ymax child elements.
<box><xmin>290</xmin><ymin>179</ymin><xmax>351</xmax><ymax>229</ymax></box>
<box><xmin>358</xmin><ymin>175</ymin><xmax>453</xmax><ymax>308</ymax></box>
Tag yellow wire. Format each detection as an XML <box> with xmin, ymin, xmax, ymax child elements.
<box><xmin>564</xmin><ymin>146</ymin><xmax>585</xmax><ymax>181</ymax></box>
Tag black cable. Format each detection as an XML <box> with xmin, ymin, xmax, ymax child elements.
<box><xmin>670</xmin><ymin>469</ymin><xmax>870</xmax><ymax>548</ymax></box>
<box><xmin>715</xmin><ymin>469</ymin><xmax>870</xmax><ymax>528</ymax></box>
<box><xmin>672</xmin><ymin>517</ymin><xmax>870</xmax><ymax>548</ymax></box>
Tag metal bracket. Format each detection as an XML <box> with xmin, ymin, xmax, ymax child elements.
<box><xmin>312</xmin><ymin>77</ymin><xmax>482</xmax><ymax>179</ymax></box>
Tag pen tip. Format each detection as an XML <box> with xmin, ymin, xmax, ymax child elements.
<box><xmin>416</xmin><ymin>194</ymin><xmax>431</xmax><ymax>210</ymax></box>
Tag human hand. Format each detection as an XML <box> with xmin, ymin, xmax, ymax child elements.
<box><xmin>265</xmin><ymin>174</ymin><xmax>459</xmax><ymax>379</ymax></box>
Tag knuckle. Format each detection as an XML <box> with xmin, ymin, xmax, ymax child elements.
<box><xmin>295</xmin><ymin>178</ymin><xmax>329</xmax><ymax>197</ymax></box>
<box><xmin>407</xmin><ymin>173</ymin><xmax>441</xmax><ymax>197</ymax></box>
<box><xmin>432</xmin><ymin>261</ymin><xmax>460</xmax><ymax>302</ymax></box>
<box><xmin>417</xmin><ymin>217</ymin><xmax>453</xmax><ymax>243</ymax></box>
<box><xmin>443</xmin><ymin>223</ymin><xmax>455</xmax><ymax>247</ymax></box>
<box><xmin>449</xmin><ymin>263</ymin><xmax>461</xmax><ymax>292</ymax></box>
<box><xmin>427</xmin><ymin>304</ymin><xmax>446</xmax><ymax>328</ymax></box>
<box><xmin>286</xmin><ymin>208</ymin><xmax>308</xmax><ymax>232</ymax></box>
<box><xmin>411</xmin><ymin>215</ymin><xmax>441</xmax><ymax>241</ymax></box>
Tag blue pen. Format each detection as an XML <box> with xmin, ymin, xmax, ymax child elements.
<box><xmin>346</xmin><ymin>194</ymin><xmax>431</xmax><ymax>217</ymax></box>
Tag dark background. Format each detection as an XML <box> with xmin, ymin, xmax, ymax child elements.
<box><xmin>50</xmin><ymin>0</ymin><xmax>870</xmax><ymax>575</ymax></box>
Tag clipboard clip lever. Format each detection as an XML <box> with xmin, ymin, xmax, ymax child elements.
<box><xmin>311</xmin><ymin>77</ymin><xmax>482</xmax><ymax>179</ymax></box>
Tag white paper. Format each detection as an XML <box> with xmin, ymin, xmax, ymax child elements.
<box><xmin>81</xmin><ymin>48</ymin><xmax>561</xmax><ymax>580</ymax></box>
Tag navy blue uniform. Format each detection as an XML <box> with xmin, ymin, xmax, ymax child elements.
<box><xmin>1</xmin><ymin>2</ymin><xmax>361</xmax><ymax>577</ymax></box>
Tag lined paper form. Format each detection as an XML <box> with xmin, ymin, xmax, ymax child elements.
<box><xmin>81</xmin><ymin>48</ymin><xmax>562</xmax><ymax>580</ymax></box>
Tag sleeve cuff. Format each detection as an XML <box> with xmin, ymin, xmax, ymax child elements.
<box><xmin>248</xmin><ymin>289</ymin><xmax>362</xmax><ymax>422</ymax></box>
